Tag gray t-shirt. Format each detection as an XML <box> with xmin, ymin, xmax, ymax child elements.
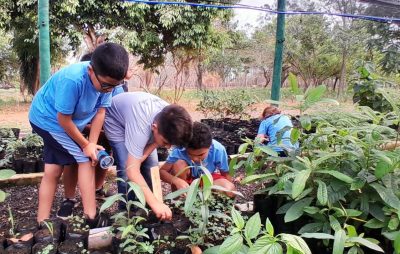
<box><xmin>104</xmin><ymin>92</ymin><xmax>169</xmax><ymax>159</ymax></box>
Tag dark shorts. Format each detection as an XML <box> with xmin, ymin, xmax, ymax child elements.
<box><xmin>30</xmin><ymin>122</ymin><xmax>88</xmax><ymax>165</ymax></box>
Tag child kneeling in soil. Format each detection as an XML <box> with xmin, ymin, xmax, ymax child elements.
<box><xmin>160</xmin><ymin>122</ymin><xmax>236</xmax><ymax>198</ymax></box>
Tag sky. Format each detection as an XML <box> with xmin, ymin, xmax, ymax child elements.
<box><xmin>232</xmin><ymin>0</ymin><xmax>275</xmax><ymax>31</ymax></box>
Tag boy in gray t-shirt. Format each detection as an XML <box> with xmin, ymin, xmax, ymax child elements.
<box><xmin>104</xmin><ymin>92</ymin><xmax>192</xmax><ymax>220</ymax></box>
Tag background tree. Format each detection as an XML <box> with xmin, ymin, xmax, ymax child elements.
<box><xmin>0</xmin><ymin>0</ymin><xmax>236</xmax><ymax>95</ymax></box>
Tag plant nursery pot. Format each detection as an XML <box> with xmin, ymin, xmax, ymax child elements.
<box><xmin>146</xmin><ymin>222</ymin><xmax>177</xmax><ymax>242</ymax></box>
<box><xmin>65</xmin><ymin>227</ymin><xmax>89</xmax><ymax>249</ymax></box>
<box><xmin>11</xmin><ymin>128</ymin><xmax>20</xmax><ymax>139</ymax></box>
<box><xmin>16</xmin><ymin>219</ymin><xmax>38</xmax><ymax>235</ymax></box>
<box><xmin>34</xmin><ymin>229</ymin><xmax>57</xmax><ymax>245</ymax></box>
<box><xmin>57</xmin><ymin>239</ymin><xmax>85</xmax><ymax>254</ymax></box>
<box><xmin>22</xmin><ymin>159</ymin><xmax>36</xmax><ymax>173</ymax></box>
<box><xmin>36</xmin><ymin>218</ymin><xmax>63</xmax><ymax>244</ymax></box>
<box><xmin>35</xmin><ymin>159</ymin><xmax>45</xmax><ymax>172</ymax></box>
<box><xmin>32</xmin><ymin>242</ymin><xmax>58</xmax><ymax>254</ymax></box>
<box><xmin>13</xmin><ymin>158</ymin><xmax>24</xmax><ymax>174</ymax></box>
<box><xmin>5</xmin><ymin>243</ymin><xmax>31</xmax><ymax>254</ymax></box>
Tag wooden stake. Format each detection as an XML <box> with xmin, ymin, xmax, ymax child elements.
<box><xmin>150</xmin><ymin>166</ymin><xmax>163</xmax><ymax>202</ymax></box>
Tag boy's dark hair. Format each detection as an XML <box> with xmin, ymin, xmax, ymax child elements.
<box><xmin>91</xmin><ymin>42</ymin><xmax>129</xmax><ymax>81</ymax></box>
<box><xmin>80</xmin><ymin>52</ymin><xmax>92</xmax><ymax>62</ymax></box>
<box><xmin>156</xmin><ymin>105</ymin><xmax>192</xmax><ymax>147</ymax></box>
<box><xmin>187</xmin><ymin>122</ymin><xmax>212</xmax><ymax>150</ymax></box>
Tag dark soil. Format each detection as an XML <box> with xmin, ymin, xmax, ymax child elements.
<box><xmin>1</xmin><ymin>168</ymin><xmax>258</xmax><ymax>238</ymax></box>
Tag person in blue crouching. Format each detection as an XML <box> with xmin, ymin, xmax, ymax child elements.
<box><xmin>256</xmin><ymin>105</ymin><xmax>299</xmax><ymax>157</ymax></box>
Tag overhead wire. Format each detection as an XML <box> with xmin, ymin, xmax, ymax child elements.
<box><xmin>124</xmin><ymin>0</ymin><xmax>400</xmax><ymax>23</ymax></box>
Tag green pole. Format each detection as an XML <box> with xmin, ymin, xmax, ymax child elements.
<box><xmin>38</xmin><ymin>0</ymin><xmax>51</xmax><ymax>86</ymax></box>
<box><xmin>271</xmin><ymin>0</ymin><xmax>286</xmax><ymax>102</ymax></box>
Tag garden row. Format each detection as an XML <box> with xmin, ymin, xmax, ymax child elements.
<box><xmin>0</xmin><ymin>128</ymin><xmax>44</xmax><ymax>174</ymax></box>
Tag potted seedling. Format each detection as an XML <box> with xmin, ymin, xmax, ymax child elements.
<box><xmin>34</xmin><ymin>218</ymin><xmax>63</xmax><ymax>245</ymax></box>
<box><xmin>5</xmin><ymin>207</ymin><xmax>34</xmax><ymax>253</ymax></box>
<box><xmin>58</xmin><ymin>239</ymin><xmax>88</xmax><ymax>254</ymax></box>
<box><xmin>100</xmin><ymin>180</ymin><xmax>154</xmax><ymax>254</ymax></box>
<box><xmin>64</xmin><ymin>216</ymin><xmax>90</xmax><ymax>249</ymax></box>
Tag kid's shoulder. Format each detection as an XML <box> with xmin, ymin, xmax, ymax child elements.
<box><xmin>211</xmin><ymin>139</ymin><xmax>226</xmax><ymax>152</ymax></box>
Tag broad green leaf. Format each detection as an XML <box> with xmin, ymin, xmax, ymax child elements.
<box><xmin>258</xmin><ymin>145</ymin><xmax>279</xmax><ymax>157</ymax></box>
<box><xmin>300</xmin><ymin>116</ymin><xmax>312</xmax><ymax>131</ymax></box>
<box><xmin>245</xmin><ymin>213</ymin><xmax>261</xmax><ymax>240</ymax></box>
<box><xmin>231</xmin><ymin>207</ymin><xmax>245</xmax><ymax>230</ymax></box>
<box><xmin>316</xmin><ymin>180</ymin><xmax>328</xmax><ymax>205</ymax></box>
<box><xmin>265</xmin><ymin>218</ymin><xmax>274</xmax><ymax>236</ymax></box>
<box><xmin>164</xmin><ymin>187</ymin><xmax>189</xmax><ymax>200</ymax></box>
<box><xmin>0</xmin><ymin>190</ymin><xmax>6</xmax><ymax>202</ymax></box>
<box><xmin>375</xmin><ymin>160</ymin><xmax>392</xmax><ymax>179</ymax></box>
<box><xmin>301</xmin><ymin>233</ymin><xmax>334</xmax><ymax>239</ymax></box>
<box><xmin>345</xmin><ymin>225</ymin><xmax>357</xmax><ymax>238</ymax></box>
<box><xmin>316</xmin><ymin>170</ymin><xmax>353</xmax><ymax>184</ymax></box>
<box><xmin>348</xmin><ymin>246</ymin><xmax>358</xmax><ymax>254</ymax></box>
<box><xmin>389</xmin><ymin>217</ymin><xmax>400</xmax><ymax>231</ymax></box>
<box><xmin>201</xmin><ymin>167</ymin><xmax>213</xmax><ymax>201</ymax></box>
<box><xmin>99</xmin><ymin>193</ymin><xmax>125</xmax><ymax>214</ymax></box>
<box><xmin>333</xmin><ymin>229</ymin><xmax>346</xmax><ymax>254</ymax></box>
<box><xmin>280</xmin><ymin>234</ymin><xmax>312</xmax><ymax>254</ymax></box>
<box><xmin>292</xmin><ymin>169</ymin><xmax>311</xmax><ymax>199</ymax></box>
<box><xmin>290</xmin><ymin>128</ymin><xmax>300</xmax><ymax>145</ymax></box>
<box><xmin>203</xmin><ymin>246</ymin><xmax>220</xmax><ymax>254</ymax></box>
<box><xmin>285</xmin><ymin>198</ymin><xmax>313</xmax><ymax>223</ymax></box>
<box><xmin>184</xmin><ymin>178</ymin><xmax>200</xmax><ymax>214</ymax></box>
<box><xmin>304</xmin><ymin>85</ymin><xmax>326</xmax><ymax>107</ymax></box>
<box><xmin>241</xmin><ymin>173</ymin><xmax>276</xmax><ymax>184</ymax></box>
<box><xmin>371</xmin><ymin>183</ymin><xmax>400</xmax><ymax>210</ymax></box>
<box><xmin>298</xmin><ymin>223</ymin><xmax>323</xmax><ymax>234</ymax></box>
<box><xmin>0</xmin><ymin>169</ymin><xmax>15</xmax><ymax>180</ymax></box>
<box><xmin>394</xmin><ymin>232</ymin><xmax>400</xmax><ymax>254</ymax></box>
<box><xmin>344</xmin><ymin>209</ymin><xmax>362</xmax><ymax>217</ymax></box>
<box><xmin>238</xmin><ymin>143</ymin><xmax>249</xmax><ymax>154</ymax></box>
<box><xmin>248</xmin><ymin>235</ymin><xmax>275</xmax><ymax>254</ymax></box>
<box><xmin>219</xmin><ymin>234</ymin><xmax>243</xmax><ymax>254</ymax></box>
<box><xmin>329</xmin><ymin>215</ymin><xmax>341</xmax><ymax>232</ymax></box>
<box><xmin>127</xmin><ymin>182</ymin><xmax>146</xmax><ymax>206</ymax></box>
<box><xmin>347</xmin><ymin>237</ymin><xmax>384</xmax><ymax>252</ymax></box>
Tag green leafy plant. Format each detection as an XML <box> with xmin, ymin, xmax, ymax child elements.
<box><xmin>0</xmin><ymin>169</ymin><xmax>15</xmax><ymax>202</ymax></box>
<box><xmin>100</xmin><ymin>180</ymin><xmax>153</xmax><ymax>253</ymax></box>
<box><xmin>350</xmin><ymin>61</ymin><xmax>393</xmax><ymax>113</ymax></box>
<box><xmin>204</xmin><ymin>208</ymin><xmax>312</xmax><ymax>254</ymax></box>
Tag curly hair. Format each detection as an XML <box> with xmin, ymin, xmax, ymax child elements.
<box><xmin>187</xmin><ymin>122</ymin><xmax>212</xmax><ymax>150</ymax></box>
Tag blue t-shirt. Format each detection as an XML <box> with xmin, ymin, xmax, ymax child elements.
<box><xmin>166</xmin><ymin>139</ymin><xmax>229</xmax><ymax>178</ymax></box>
<box><xmin>257</xmin><ymin>114</ymin><xmax>299</xmax><ymax>152</ymax></box>
<box><xmin>29</xmin><ymin>62</ymin><xmax>112</xmax><ymax>132</ymax></box>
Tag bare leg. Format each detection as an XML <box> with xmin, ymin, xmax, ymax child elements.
<box><xmin>95</xmin><ymin>165</ymin><xmax>107</xmax><ymax>190</ymax></box>
<box><xmin>37</xmin><ymin>164</ymin><xmax>63</xmax><ymax>223</ymax></box>
<box><xmin>214</xmin><ymin>178</ymin><xmax>236</xmax><ymax>198</ymax></box>
<box><xmin>78</xmin><ymin>161</ymin><xmax>96</xmax><ymax>219</ymax></box>
<box><xmin>62</xmin><ymin>164</ymin><xmax>78</xmax><ymax>199</ymax></box>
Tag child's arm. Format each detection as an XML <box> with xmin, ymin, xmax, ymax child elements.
<box><xmin>57</xmin><ymin>113</ymin><xmax>99</xmax><ymax>162</ymax></box>
<box><xmin>88</xmin><ymin>108</ymin><xmax>106</xmax><ymax>146</ymax></box>
<box><xmin>160</xmin><ymin>163</ymin><xmax>189</xmax><ymax>190</ymax></box>
<box><xmin>126</xmin><ymin>155</ymin><xmax>172</xmax><ymax>221</ymax></box>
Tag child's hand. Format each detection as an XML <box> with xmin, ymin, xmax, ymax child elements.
<box><xmin>172</xmin><ymin>178</ymin><xmax>189</xmax><ymax>190</ymax></box>
<box><xmin>151</xmin><ymin>202</ymin><xmax>172</xmax><ymax>221</ymax></box>
<box><xmin>83</xmin><ymin>142</ymin><xmax>104</xmax><ymax>166</ymax></box>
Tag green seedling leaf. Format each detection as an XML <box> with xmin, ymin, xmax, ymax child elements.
<box><xmin>231</xmin><ymin>207</ymin><xmax>245</xmax><ymax>229</ymax></box>
<box><xmin>245</xmin><ymin>213</ymin><xmax>261</xmax><ymax>240</ymax></box>
<box><xmin>127</xmin><ymin>182</ymin><xmax>146</xmax><ymax>206</ymax></box>
<box><xmin>285</xmin><ymin>198</ymin><xmax>313</xmax><ymax>223</ymax></box>
<box><xmin>0</xmin><ymin>169</ymin><xmax>15</xmax><ymax>180</ymax></box>
<box><xmin>219</xmin><ymin>234</ymin><xmax>243</xmax><ymax>254</ymax></box>
<box><xmin>333</xmin><ymin>229</ymin><xmax>346</xmax><ymax>254</ymax></box>
<box><xmin>347</xmin><ymin>237</ymin><xmax>384</xmax><ymax>252</ymax></box>
<box><xmin>184</xmin><ymin>178</ymin><xmax>200</xmax><ymax>214</ymax></box>
<box><xmin>316</xmin><ymin>180</ymin><xmax>328</xmax><ymax>205</ymax></box>
<box><xmin>292</xmin><ymin>169</ymin><xmax>311</xmax><ymax>199</ymax></box>
<box><xmin>100</xmin><ymin>193</ymin><xmax>125</xmax><ymax>214</ymax></box>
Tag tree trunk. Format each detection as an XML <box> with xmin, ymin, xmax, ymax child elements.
<box><xmin>337</xmin><ymin>49</ymin><xmax>347</xmax><ymax>97</ymax></box>
<box><xmin>197</xmin><ymin>61</ymin><xmax>203</xmax><ymax>90</ymax></box>
<box><xmin>83</xmin><ymin>24</ymin><xmax>106</xmax><ymax>52</ymax></box>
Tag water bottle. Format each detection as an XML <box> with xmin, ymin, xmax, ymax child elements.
<box><xmin>97</xmin><ymin>150</ymin><xmax>114</xmax><ymax>169</ymax></box>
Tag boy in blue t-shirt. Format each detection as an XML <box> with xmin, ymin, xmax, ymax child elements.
<box><xmin>160</xmin><ymin>122</ymin><xmax>236</xmax><ymax>197</ymax></box>
<box><xmin>257</xmin><ymin>105</ymin><xmax>299</xmax><ymax>156</ymax></box>
<box><xmin>29</xmin><ymin>42</ymin><xmax>129</xmax><ymax>226</ymax></box>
